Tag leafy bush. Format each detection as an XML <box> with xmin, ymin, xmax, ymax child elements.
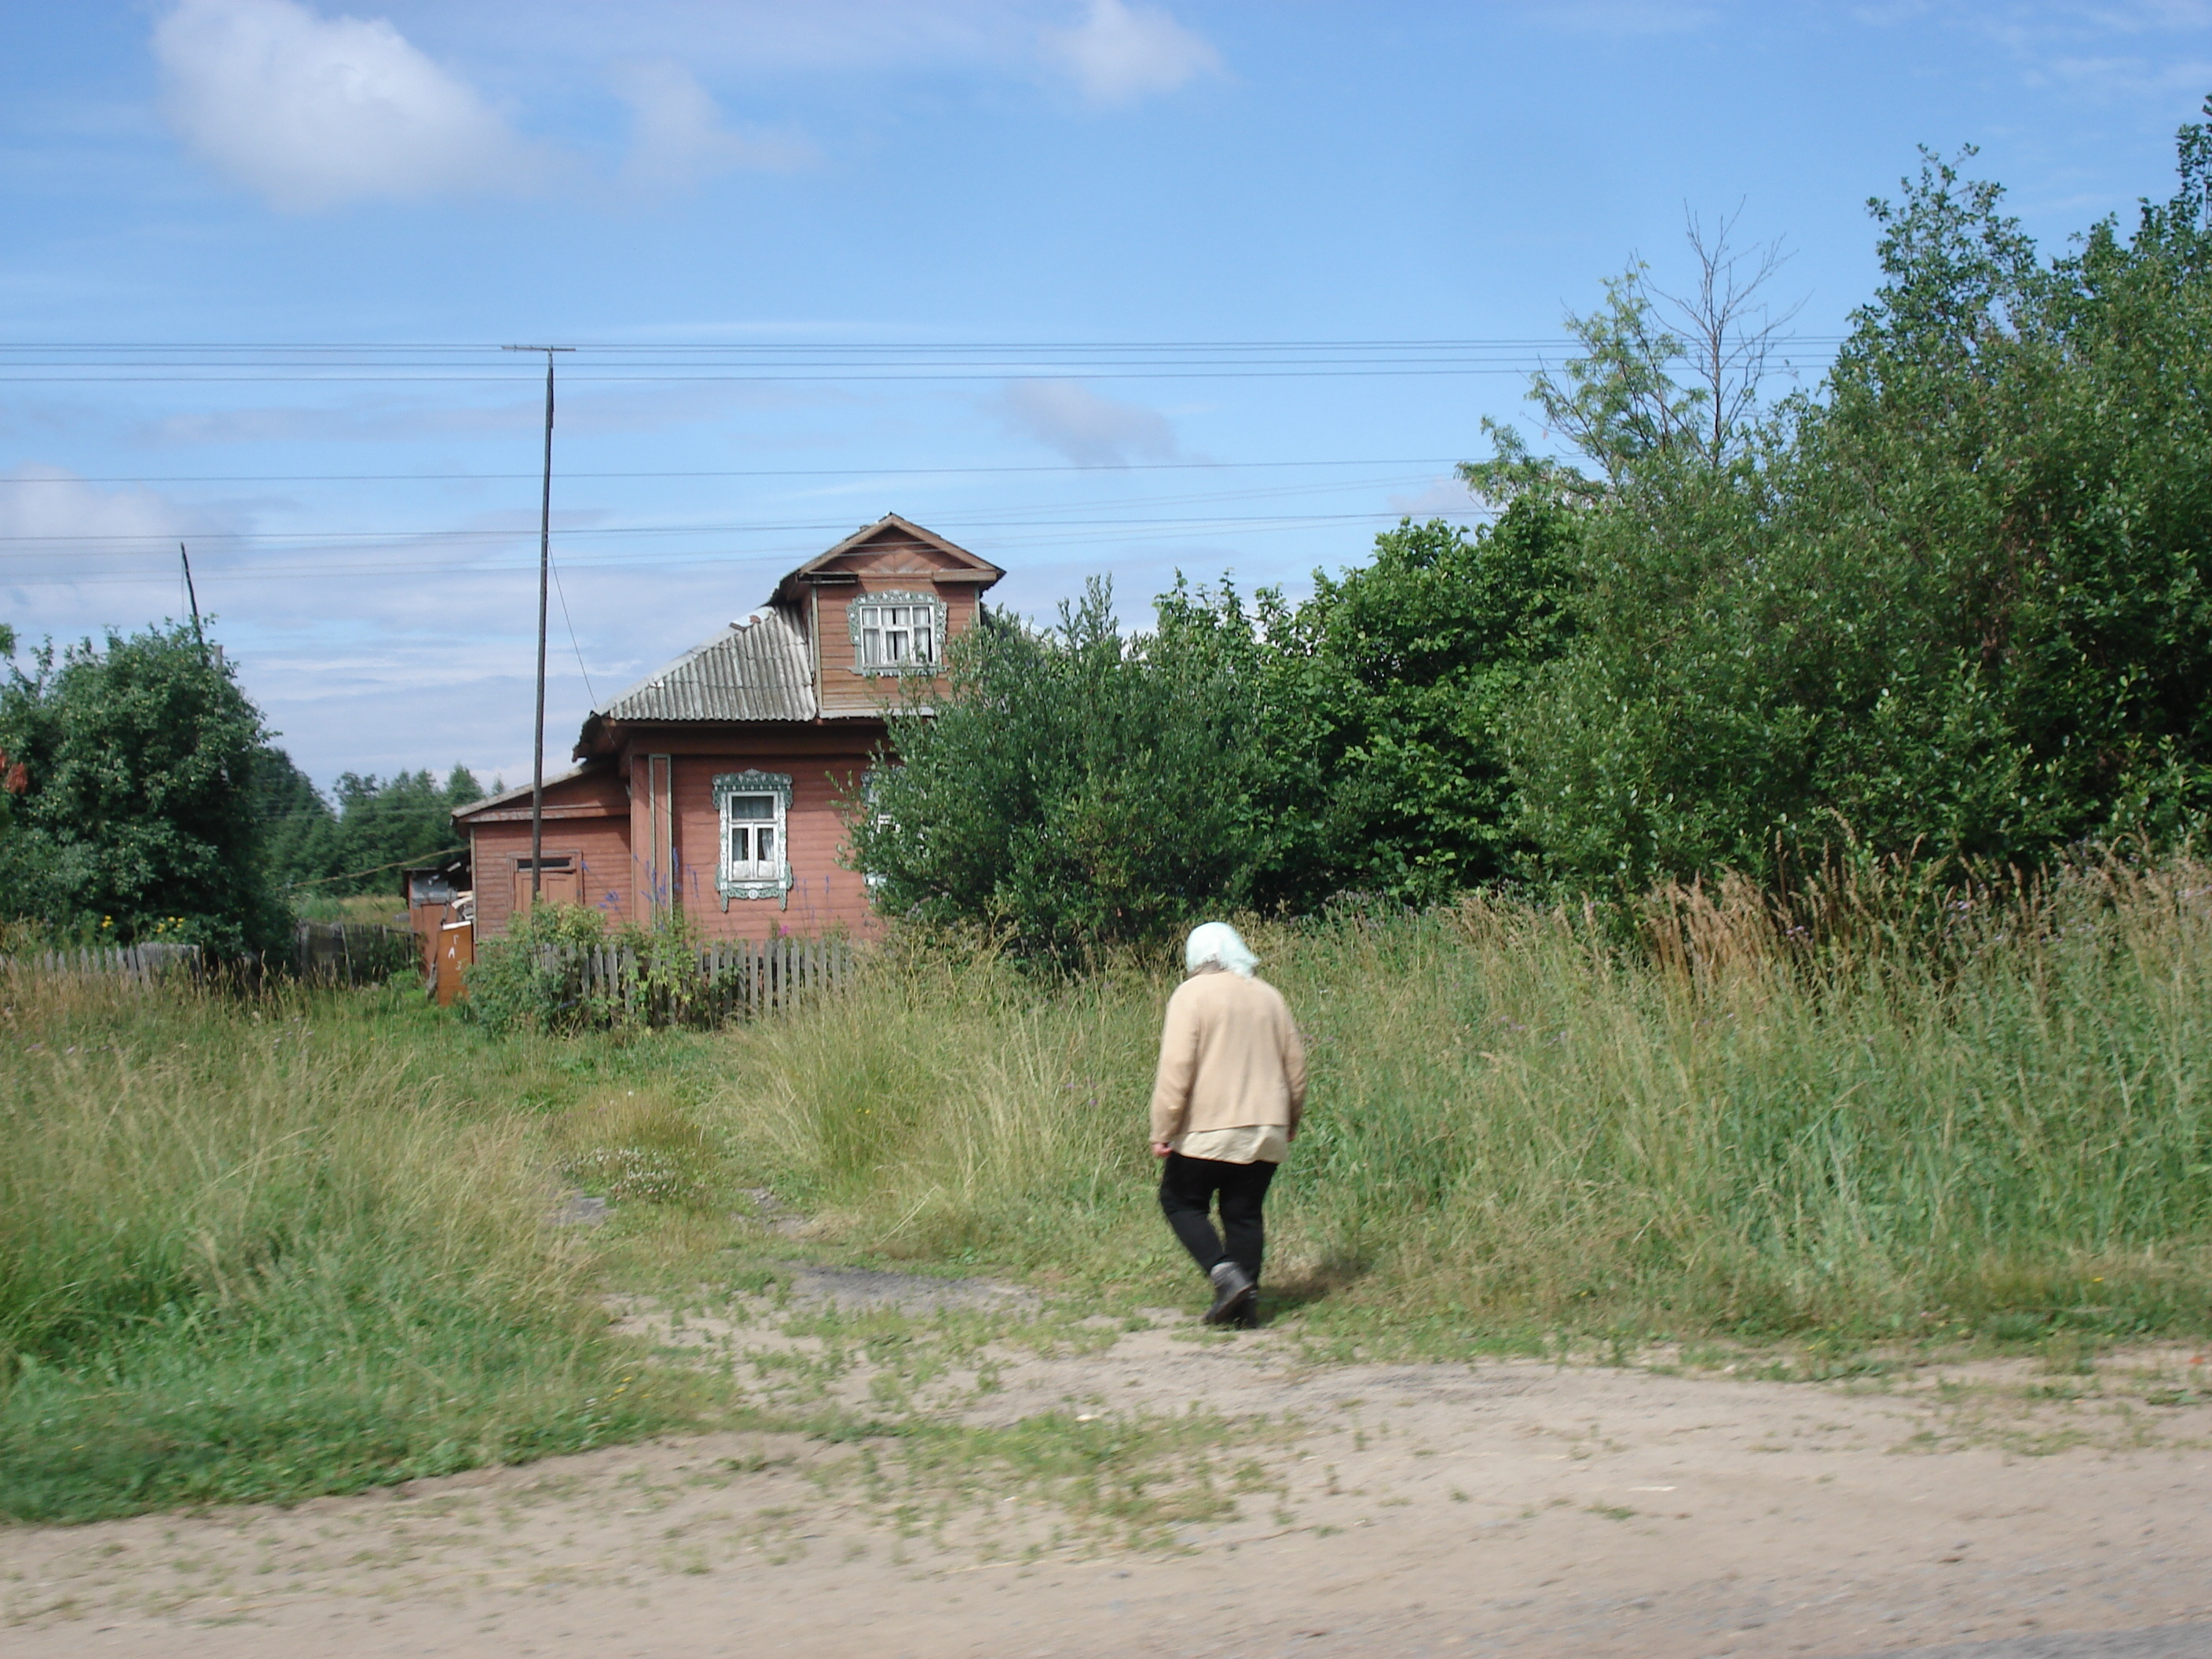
<box><xmin>463</xmin><ymin>903</ymin><xmax>749</xmax><ymax>1035</ymax></box>
<box><xmin>867</xmin><ymin>116</ymin><xmax>2212</xmax><ymax>939</ymax></box>
<box><xmin>462</xmin><ymin>902</ymin><xmax>621</xmax><ymax>1035</ymax></box>
<box><xmin>1248</xmin><ymin>502</ymin><xmax>1580</xmax><ymax>906</ymax></box>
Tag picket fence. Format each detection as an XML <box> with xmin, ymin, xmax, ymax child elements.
<box><xmin>5</xmin><ymin>941</ymin><xmax>202</xmax><ymax>980</ymax></box>
<box><xmin>545</xmin><ymin>934</ymin><xmax>851</xmax><ymax>1024</ymax></box>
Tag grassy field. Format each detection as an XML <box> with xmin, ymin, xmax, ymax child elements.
<box><xmin>6</xmin><ymin>852</ymin><xmax>2210</xmax><ymax>1523</ymax></box>
<box><xmin>0</xmin><ymin>973</ymin><xmax>718</xmax><ymax>1523</ymax></box>
<box><xmin>707</xmin><ymin>855</ymin><xmax>2212</xmax><ymax>1347</ymax></box>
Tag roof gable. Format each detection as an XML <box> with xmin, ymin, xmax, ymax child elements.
<box><xmin>775</xmin><ymin>514</ymin><xmax>1002</xmax><ymax>601</ymax></box>
<box><xmin>452</xmin><ymin>758</ymin><xmax>621</xmax><ymax>822</ymax></box>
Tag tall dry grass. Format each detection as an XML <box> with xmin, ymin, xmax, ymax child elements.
<box><xmin>0</xmin><ymin>972</ymin><xmax>685</xmax><ymax>1522</ymax></box>
<box><xmin>705</xmin><ymin>854</ymin><xmax>2212</xmax><ymax>1339</ymax></box>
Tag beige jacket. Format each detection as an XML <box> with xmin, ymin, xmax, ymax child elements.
<box><xmin>1147</xmin><ymin>968</ymin><xmax>1308</xmax><ymax>1146</ymax></box>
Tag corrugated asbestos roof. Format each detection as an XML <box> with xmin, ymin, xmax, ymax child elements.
<box><xmin>592</xmin><ymin>604</ymin><xmax>815</xmax><ymax>723</ymax></box>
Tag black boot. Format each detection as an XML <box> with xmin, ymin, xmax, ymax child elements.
<box><xmin>1203</xmin><ymin>1261</ymin><xmax>1255</xmax><ymax>1326</ymax></box>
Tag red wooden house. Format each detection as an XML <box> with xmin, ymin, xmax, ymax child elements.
<box><xmin>452</xmin><ymin>515</ymin><xmax>1002</xmax><ymax>941</ymax></box>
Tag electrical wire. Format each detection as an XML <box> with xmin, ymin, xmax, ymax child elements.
<box><xmin>548</xmin><ymin>551</ymin><xmax>595</xmax><ymax>706</ymax></box>
<box><xmin>0</xmin><ymin>335</ymin><xmax>1846</xmax><ymax>385</ymax></box>
<box><xmin>0</xmin><ymin>456</ymin><xmax>1469</xmax><ymax>485</ymax></box>
<box><xmin>0</xmin><ymin>467</ymin><xmax>1467</xmax><ymax>551</ymax></box>
<box><xmin>0</xmin><ymin>511</ymin><xmax>1479</xmax><ymax>588</ymax></box>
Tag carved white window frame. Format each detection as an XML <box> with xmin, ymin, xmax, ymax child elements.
<box><xmin>859</xmin><ymin>765</ymin><xmax>896</xmax><ymax>893</ymax></box>
<box><xmin>848</xmin><ymin>590</ymin><xmax>947</xmax><ymax>675</ymax></box>
<box><xmin>714</xmin><ymin>770</ymin><xmax>793</xmax><ymax>909</ymax></box>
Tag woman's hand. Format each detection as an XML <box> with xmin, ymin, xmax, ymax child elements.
<box><xmin>1151</xmin><ymin>1141</ymin><xmax>1173</xmax><ymax>1159</ymax></box>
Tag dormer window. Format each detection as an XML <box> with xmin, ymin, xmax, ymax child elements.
<box><xmin>850</xmin><ymin>591</ymin><xmax>947</xmax><ymax>674</ymax></box>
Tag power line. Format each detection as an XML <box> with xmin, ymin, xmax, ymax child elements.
<box><xmin>0</xmin><ymin>510</ymin><xmax>1488</xmax><ymax>588</ymax></box>
<box><xmin>0</xmin><ymin>333</ymin><xmax>1844</xmax><ymax>385</ymax></box>
<box><xmin>0</xmin><ymin>500</ymin><xmax>1466</xmax><ymax>553</ymax></box>
<box><xmin>287</xmin><ymin>844</ymin><xmax>468</xmax><ymax>890</ymax></box>
<box><xmin>0</xmin><ymin>365</ymin><xmax>1833</xmax><ymax>384</ymax></box>
<box><xmin>0</xmin><ymin>335</ymin><xmax>1851</xmax><ymax>349</ymax></box>
<box><xmin>549</xmin><ymin>551</ymin><xmax>595</xmax><ymax>706</ymax></box>
<box><xmin>0</xmin><ymin>467</ymin><xmax>1465</xmax><ymax>550</ymax></box>
<box><xmin>0</xmin><ymin>456</ymin><xmax>1470</xmax><ymax>485</ymax></box>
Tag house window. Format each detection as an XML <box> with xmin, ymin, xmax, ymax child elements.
<box><xmin>725</xmin><ymin>793</ymin><xmax>777</xmax><ymax>877</ymax></box>
<box><xmin>713</xmin><ymin>770</ymin><xmax>793</xmax><ymax>908</ymax></box>
<box><xmin>849</xmin><ymin>591</ymin><xmax>947</xmax><ymax>673</ymax></box>
<box><xmin>860</xmin><ymin>767</ymin><xmax>896</xmax><ymax>893</ymax></box>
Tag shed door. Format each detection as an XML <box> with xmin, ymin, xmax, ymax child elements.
<box><xmin>513</xmin><ymin>855</ymin><xmax>580</xmax><ymax>917</ymax></box>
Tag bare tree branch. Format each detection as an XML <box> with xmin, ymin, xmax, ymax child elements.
<box><xmin>1652</xmin><ymin>203</ymin><xmax>1805</xmax><ymax>464</ymax></box>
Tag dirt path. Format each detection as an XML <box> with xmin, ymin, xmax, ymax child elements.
<box><xmin>6</xmin><ymin>1280</ymin><xmax>2210</xmax><ymax>1658</ymax></box>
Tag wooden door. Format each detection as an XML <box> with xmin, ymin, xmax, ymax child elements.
<box><xmin>434</xmin><ymin>920</ymin><xmax>475</xmax><ymax>1008</ymax></box>
<box><xmin>512</xmin><ymin>859</ymin><xmax>580</xmax><ymax>917</ymax></box>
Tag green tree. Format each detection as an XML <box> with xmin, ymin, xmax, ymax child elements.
<box><xmin>1252</xmin><ymin>504</ymin><xmax>1580</xmax><ymax>905</ymax></box>
<box><xmin>1496</xmin><ymin>118</ymin><xmax>2212</xmax><ymax>888</ymax></box>
<box><xmin>255</xmin><ymin>747</ymin><xmax>343</xmax><ymax>894</ymax></box>
<box><xmin>0</xmin><ymin>624</ymin><xmax>284</xmax><ymax>954</ymax></box>
<box><xmin>850</xmin><ymin>580</ymin><xmax>1270</xmax><ymax>963</ymax></box>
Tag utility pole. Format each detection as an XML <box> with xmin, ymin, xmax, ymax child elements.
<box><xmin>178</xmin><ymin>542</ymin><xmax>205</xmax><ymax>649</ymax></box>
<box><xmin>504</xmin><ymin>344</ymin><xmax>574</xmax><ymax>900</ymax></box>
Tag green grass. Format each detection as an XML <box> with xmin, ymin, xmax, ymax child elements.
<box><xmin>9</xmin><ymin>850</ymin><xmax>2212</xmax><ymax>1525</ymax></box>
<box><xmin>0</xmin><ymin>972</ymin><xmax>720</xmax><ymax>1524</ymax></box>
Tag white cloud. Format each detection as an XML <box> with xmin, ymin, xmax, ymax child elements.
<box><xmin>152</xmin><ymin>0</ymin><xmax>548</xmax><ymax>211</ymax></box>
<box><xmin>1041</xmin><ymin>0</ymin><xmax>1221</xmax><ymax>106</ymax></box>
<box><xmin>1386</xmin><ymin>476</ymin><xmax>1485</xmax><ymax>521</ymax></box>
<box><xmin>0</xmin><ymin>465</ymin><xmax>245</xmax><ymax>627</ymax></box>
<box><xmin>992</xmin><ymin>379</ymin><xmax>1178</xmax><ymax>465</ymax></box>
<box><xmin>0</xmin><ymin>464</ymin><xmax>216</xmax><ymax>551</ymax></box>
<box><xmin>416</xmin><ymin>2</ymin><xmax>1046</xmax><ymax>78</ymax></box>
<box><xmin>2038</xmin><ymin>52</ymin><xmax>2212</xmax><ymax>97</ymax></box>
<box><xmin>612</xmin><ymin>60</ymin><xmax>815</xmax><ymax>192</ymax></box>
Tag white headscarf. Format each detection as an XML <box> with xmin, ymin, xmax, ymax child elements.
<box><xmin>1185</xmin><ymin>921</ymin><xmax>1258</xmax><ymax>979</ymax></box>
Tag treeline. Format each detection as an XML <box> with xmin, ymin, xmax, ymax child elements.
<box><xmin>855</xmin><ymin>116</ymin><xmax>2212</xmax><ymax>959</ymax></box>
<box><xmin>258</xmin><ymin>755</ymin><xmax>486</xmax><ymax>900</ymax></box>
<box><xmin>0</xmin><ymin>621</ymin><xmax>485</xmax><ymax>953</ymax></box>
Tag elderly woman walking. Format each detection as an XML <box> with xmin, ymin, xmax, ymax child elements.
<box><xmin>1148</xmin><ymin>922</ymin><xmax>1308</xmax><ymax>1327</ymax></box>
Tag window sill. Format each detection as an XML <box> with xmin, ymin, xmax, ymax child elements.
<box><xmin>719</xmin><ymin>876</ymin><xmax>793</xmax><ymax>910</ymax></box>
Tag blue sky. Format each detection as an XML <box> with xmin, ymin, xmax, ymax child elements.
<box><xmin>2</xmin><ymin>1</ymin><xmax>2208</xmax><ymax>789</ymax></box>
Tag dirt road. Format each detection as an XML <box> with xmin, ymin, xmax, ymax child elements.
<box><xmin>6</xmin><ymin>1279</ymin><xmax>2210</xmax><ymax>1658</ymax></box>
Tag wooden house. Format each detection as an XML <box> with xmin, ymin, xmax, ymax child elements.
<box><xmin>452</xmin><ymin>515</ymin><xmax>1002</xmax><ymax>941</ymax></box>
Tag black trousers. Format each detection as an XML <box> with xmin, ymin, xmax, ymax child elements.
<box><xmin>1159</xmin><ymin>1152</ymin><xmax>1276</xmax><ymax>1284</ymax></box>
